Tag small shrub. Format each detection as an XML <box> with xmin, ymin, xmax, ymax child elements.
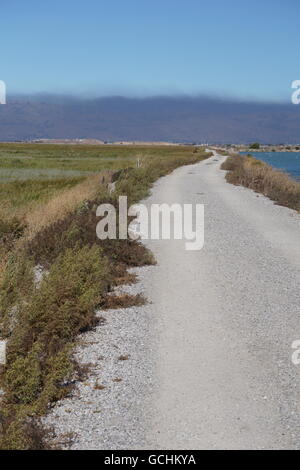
<box><xmin>101</xmin><ymin>293</ymin><xmax>145</xmax><ymax>310</ymax></box>
<box><xmin>0</xmin><ymin>245</ymin><xmax>110</xmax><ymax>449</ymax></box>
<box><xmin>0</xmin><ymin>253</ymin><xmax>35</xmax><ymax>337</ymax></box>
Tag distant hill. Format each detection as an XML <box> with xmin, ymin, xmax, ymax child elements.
<box><xmin>0</xmin><ymin>95</ymin><xmax>299</xmax><ymax>144</ymax></box>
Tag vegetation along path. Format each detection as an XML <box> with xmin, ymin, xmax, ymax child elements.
<box><xmin>47</xmin><ymin>152</ymin><xmax>300</xmax><ymax>449</ymax></box>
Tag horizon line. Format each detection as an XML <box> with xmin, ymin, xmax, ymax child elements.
<box><xmin>4</xmin><ymin>92</ymin><xmax>292</xmax><ymax>106</ymax></box>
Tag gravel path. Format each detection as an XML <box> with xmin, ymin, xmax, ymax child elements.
<box><xmin>45</xmin><ymin>152</ymin><xmax>300</xmax><ymax>449</ymax></box>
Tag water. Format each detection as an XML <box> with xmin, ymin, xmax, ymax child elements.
<box><xmin>240</xmin><ymin>152</ymin><xmax>300</xmax><ymax>182</ymax></box>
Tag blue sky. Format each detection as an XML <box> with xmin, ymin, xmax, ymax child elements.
<box><xmin>1</xmin><ymin>0</ymin><xmax>299</xmax><ymax>101</ymax></box>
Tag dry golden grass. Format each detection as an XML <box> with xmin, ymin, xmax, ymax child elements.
<box><xmin>101</xmin><ymin>293</ymin><xmax>145</xmax><ymax>310</ymax></box>
<box><xmin>0</xmin><ymin>177</ymin><xmax>85</xmax><ymax>222</ymax></box>
<box><xmin>23</xmin><ymin>172</ymin><xmax>112</xmax><ymax>241</ymax></box>
<box><xmin>0</xmin><ymin>171</ymin><xmax>113</xmax><ymax>284</ymax></box>
<box><xmin>221</xmin><ymin>155</ymin><xmax>300</xmax><ymax>212</ymax></box>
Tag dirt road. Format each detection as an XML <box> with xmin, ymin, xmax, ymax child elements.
<box><xmin>46</xmin><ymin>152</ymin><xmax>300</xmax><ymax>449</ymax></box>
<box><xmin>141</xmin><ymin>152</ymin><xmax>300</xmax><ymax>449</ymax></box>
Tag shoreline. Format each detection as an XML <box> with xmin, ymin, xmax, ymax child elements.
<box><xmin>221</xmin><ymin>153</ymin><xmax>300</xmax><ymax>211</ymax></box>
<box><xmin>240</xmin><ymin>151</ymin><xmax>300</xmax><ymax>183</ymax></box>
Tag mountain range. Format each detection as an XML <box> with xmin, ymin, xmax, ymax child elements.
<box><xmin>0</xmin><ymin>95</ymin><xmax>299</xmax><ymax>144</ymax></box>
